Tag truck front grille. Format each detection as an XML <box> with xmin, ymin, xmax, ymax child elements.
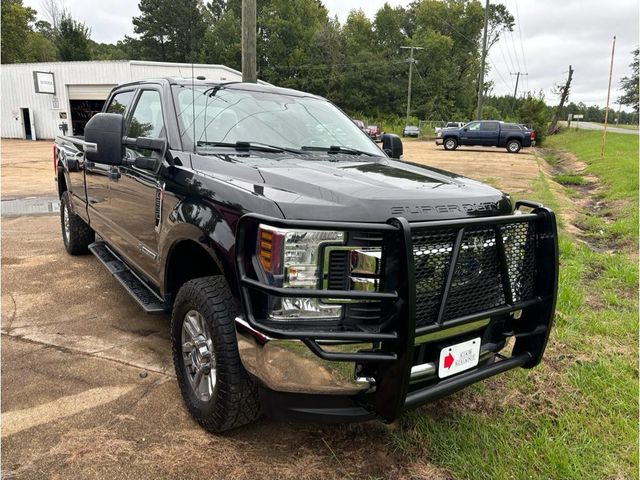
<box><xmin>412</xmin><ymin>221</ymin><xmax>537</xmax><ymax>327</ymax></box>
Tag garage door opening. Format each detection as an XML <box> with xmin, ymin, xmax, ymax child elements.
<box><xmin>69</xmin><ymin>100</ymin><xmax>106</xmax><ymax>135</ymax></box>
<box><xmin>67</xmin><ymin>84</ymin><xmax>115</xmax><ymax>135</ymax></box>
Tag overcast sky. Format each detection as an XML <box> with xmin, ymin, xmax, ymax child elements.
<box><xmin>24</xmin><ymin>0</ymin><xmax>639</xmax><ymax>108</ymax></box>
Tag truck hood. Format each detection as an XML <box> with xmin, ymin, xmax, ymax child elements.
<box><xmin>190</xmin><ymin>153</ymin><xmax>512</xmax><ymax>222</ymax></box>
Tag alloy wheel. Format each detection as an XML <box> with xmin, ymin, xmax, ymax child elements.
<box><xmin>181</xmin><ymin>309</ymin><xmax>216</xmax><ymax>401</ymax></box>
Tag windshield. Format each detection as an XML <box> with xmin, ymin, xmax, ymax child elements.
<box><xmin>173</xmin><ymin>85</ymin><xmax>384</xmax><ymax>156</ymax></box>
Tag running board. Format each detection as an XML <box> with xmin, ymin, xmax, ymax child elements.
<box><xmin>88</xmin><ymin>241</ymin><xmax>169</xmax><ymax>314</ymax></box>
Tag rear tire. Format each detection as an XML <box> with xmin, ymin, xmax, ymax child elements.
<box><xmin>60</xmin><ymin>191</ymin><xmax>94</xmax><ymax>255</ymax></box>
<box><xmin>171</xmin><ymin>276</ymin><xmax>260</xmax><ymax>433</ymax></box>
<box><xmin>506</xmin><ymin>139</ymin><xmax>521</xmax><ymax>153</ymax></box>
<box><xmin>443</xmin><ymin>137</ymin><xmax>458</xmax><ymax>150</ymax></box>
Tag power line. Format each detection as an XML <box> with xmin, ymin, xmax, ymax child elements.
<box><xmin>497</xmin><ymin>41</ymin><xmax>517</xmax><ymax>87</ymax></box>
<box><xmin>267</xmin><ymin>60</ymin><xmax>406</xmax><ymax>71</ymax></box>
<box><xmin>500</xmin><ymin>31</ymin><xmax>519</xmax><ymax>77</ymax></box>
<box><xmin>507</xmin><ymin>29</ymin><xmax>523</xmax><ymax>74</ymax></box>
<box><xmin>488</xmin><ymin>53</ymin><xmax>514</xmax><ymax>92</ymax></box>
<box><xmin>428</xmin><ymin>8</ymin><xmax>513</xmax><ymax>93</ymax></box>
<box><xmin>513</xmin><ymin>0</ymin><xmax>529</xmax><ymax>93</ymax></box>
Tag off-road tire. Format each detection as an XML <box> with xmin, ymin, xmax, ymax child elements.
<box><xmin>171</xmin><ymin>276</ymin><xmax>260</xmax><ymax>433</ymax></box>
<box><xmin>443</xmin><ymin>137</ymin><xmax>458</xmax><ymax>150</ymax></box>
<box><xmin>506</xmin><ymin>139</ymin><xmax>522</xmax><ymax>153</ymax></box>
<box><xmin>60</xmin><ymin>191</ymin><xmax>94</xmax><ymax>255</ymax></box>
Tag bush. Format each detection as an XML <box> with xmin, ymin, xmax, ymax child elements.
<box><xmin>517</xmin><ymin>92</ymin><xmax>550</xmax><ymax>145</ymax></box>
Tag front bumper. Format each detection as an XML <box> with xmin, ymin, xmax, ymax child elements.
<box><xmin>234</xmin><ymin>201</ymin><xmax>558</xmax><ymax>422</ymax></box>
<box><xmin>435</xmin><ymin>138</ymin><xmax>443</xmax><ymax>145</ymax></box>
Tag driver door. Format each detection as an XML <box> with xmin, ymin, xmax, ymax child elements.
<box><xmin>459</xmin><ymin>121</ymin><xmax>481</xmax><ymax>146</ymax></box>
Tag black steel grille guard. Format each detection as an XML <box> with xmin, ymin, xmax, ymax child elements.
<box><xmin>235</xmin><ymin>200</ymin><xmax>559</xmax><ymax>421</ymax></box>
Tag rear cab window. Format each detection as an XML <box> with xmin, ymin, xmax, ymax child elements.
<box><xmin>479</xmin><ymin>122</ymin><xmax>499</xmax><ymax>131</ymax></box>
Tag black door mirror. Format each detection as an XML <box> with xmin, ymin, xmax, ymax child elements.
<box><xmin>463</xmin><ymin>127</ymin><xmax>468</xmax><ymax>131</ymax></box>
<box><xmin>84</xmin><ymin>113</ymin><xmax>125</xmax><ymax>165</ymax></box>
<box><xmin>382</xmin><ymin>133</ymin><xmax>403</xmax><ymax>159</ymax></box>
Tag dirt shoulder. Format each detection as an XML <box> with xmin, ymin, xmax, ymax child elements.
<box><xmin>2</xmin><ymin>139</ymin><xmax>57</xmax><ymax>198</ymax></box>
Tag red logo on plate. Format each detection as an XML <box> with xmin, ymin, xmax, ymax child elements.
<box><xmin>444</xmin><ymin>352</ymin><xmax>455</xmax><ymax>369</ymax></box>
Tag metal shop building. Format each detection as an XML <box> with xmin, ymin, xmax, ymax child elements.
<box><xmin>1</xmin><ymin>60</ymin><xmax>245</xmax><ymax>140</ymax></box>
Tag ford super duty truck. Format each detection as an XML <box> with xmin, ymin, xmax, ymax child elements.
<box><xmin>54</xmin><ymin>78</ymin><xmax>558</xmax><ymax>433</ymax></box>
<box><xmin>436</xmin><ymin>120</ymin><xmax>535</xmax><ymax>153</ymax></box>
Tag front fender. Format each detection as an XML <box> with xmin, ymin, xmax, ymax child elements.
<box><xmin>158</xmin><ymin>199</ymin><xmax>237</xmax><ymax>297</ymax></box>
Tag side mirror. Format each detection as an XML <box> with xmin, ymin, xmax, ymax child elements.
<box><xmin>84</xmin><ymin>113</ymin><xmax>125</xmax><ymax>165</ymax></box>
<box><xmin>382</xmin><ymin>133</ymin><xmax>403</xmax><ymax>159</ymax></box>
<box><xmin>463</xmin><ymin>127</ymin><xmax>468</xmax><ymax>131</ymax></box>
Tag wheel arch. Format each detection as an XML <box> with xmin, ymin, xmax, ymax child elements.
<box><xmin>163</xmin><ymin>238</ymin><xmax>224</xmax><ymax>303</ymax></box>
<box><xmin>160</xmin><ymin>200</ymin><xmax>239</xmax><ymax>303</ymax></box>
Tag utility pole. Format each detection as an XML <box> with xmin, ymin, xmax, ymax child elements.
<box><xmin>475</xmin><ymin>0</ymin><xmax>490</xmax><ymax>120</ymax></box>
<box><xmin>241</xmin><ymin>0</ymin><xmax>257</xmax><ymax>83</ymax></box>
<box><xmin>600</xmin><ymin>35</ymin><xmax>616</xmax><ymax>159</ymax></box>
<box><xmin>400</xmin><ymin>46</ymin><xmax>424</xmax><ymax>125</ymax></box>
<box><xmin>510</xmin><ymin>71</ymin><xmax>528</xmax><ymax>111</ymax></box>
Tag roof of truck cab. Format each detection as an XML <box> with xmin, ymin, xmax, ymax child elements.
<box><xmin>111</xmin><ymin>77</ymin><xmax>325</xmax><ymax>100</ymax></box>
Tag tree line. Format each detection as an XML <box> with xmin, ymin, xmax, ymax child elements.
<box><xmin>2</xmin><ymin>0</ymin><xmax>638</xmax><ymax>141</ymax></box>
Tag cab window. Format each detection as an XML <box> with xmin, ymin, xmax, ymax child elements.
<box><xmin>128</xmin><ymin>90</ymin><xmax>165</xmax><ymax>139</ymax></box>
<box><xmin>480</xmin><ymin>122</ymin><xmax>498</xmax><ymax>131</ymax></box>
<box><xmin>467</xmin><ymin>122</ymin><xmax>481</xmax><ymax>131</ymax></box>
<box><xmin>126</xmin><ymin>90</ymin><xmax>166</xmax><ymax>159</ymax></box>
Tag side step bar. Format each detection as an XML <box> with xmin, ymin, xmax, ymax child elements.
<box><xmin>88</xmin><ymin>241</ymin><xmax>169</xmax><ymax>314</ymax></box>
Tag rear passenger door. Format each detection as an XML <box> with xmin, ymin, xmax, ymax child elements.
<box><xmin>478</xmin><ymin>121</ymin><xmax>500</xmax><ymax>146</ymax></box>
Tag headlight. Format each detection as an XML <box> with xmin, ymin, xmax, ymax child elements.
<box><xmin>437</xmin><ymin>132</ymin><xmax>442</xmax><ymax>138</ymax></box>
<box><xmin>257</xmin><ymin>225</ymin><xmax>344</xmax><ymax>320</ymax></box>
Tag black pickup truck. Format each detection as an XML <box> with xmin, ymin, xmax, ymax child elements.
<box><xmin>436</xmin><ymin>120</ymin><xmax>535</xmax><ymax>153</ymax></box>
<box><xmin>54</xmin><ymin>78</ymin><xmax>558</xmax><ymax>433</ymax></box>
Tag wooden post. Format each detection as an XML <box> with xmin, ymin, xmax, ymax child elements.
<box><xmin>242</xmin><ymin>0</ymin><xmax>257</xmax><ymax>83</ymax></box>
<box><xmin>600</xmin><ymin>35</ymin><xmax>616</xmax><ymax>159</ymax></box>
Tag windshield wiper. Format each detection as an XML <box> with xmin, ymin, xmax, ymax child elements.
<box><xmin>301</xmin><ymin>145</ymin><xmax>377</xmax><ymax>156</ymax></box>
<box><xmin>196</xmin><ymin>141</ymin><xmax>304</xmax><ymax>155</ymax></box>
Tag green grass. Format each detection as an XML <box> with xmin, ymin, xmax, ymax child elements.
<box><xmin>553</xmin><ymin>173</ymin><xmax>587</xmax><ymax>186</ymax></box>
<box><xmin>389</xmin><ymin>129</ymin><xmax>639</xmax><ymax>479</ymax></box>
<box><xmin>546</xmin><ymin>129</ymin><xmax>639</xmax><ymax>244</ymax></box>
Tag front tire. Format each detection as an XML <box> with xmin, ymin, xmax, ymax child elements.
<box><xmin>506</xmin><ymin>139</ymin><xmax>521</xmax><ymax>153</ymax></box>
<box><xmin>171</xmin><ymin>276</ymin><xmax>260</xmax><ymax>433</ymax></box>
<box><xmin>443</xmin><ymin>137</ymin><xmax>458</xmax><ymax>150</ymax></box>
<box><xmin>60</xmin><ymin>191</ymin><xmax>94</xmax><ymax>255</ymax></box>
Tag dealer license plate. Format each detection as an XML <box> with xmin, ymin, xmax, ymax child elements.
<box><xmin>438</xmin><ymin>337</ymin><xmax>481</xmax><ymax>379</ymax></box>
